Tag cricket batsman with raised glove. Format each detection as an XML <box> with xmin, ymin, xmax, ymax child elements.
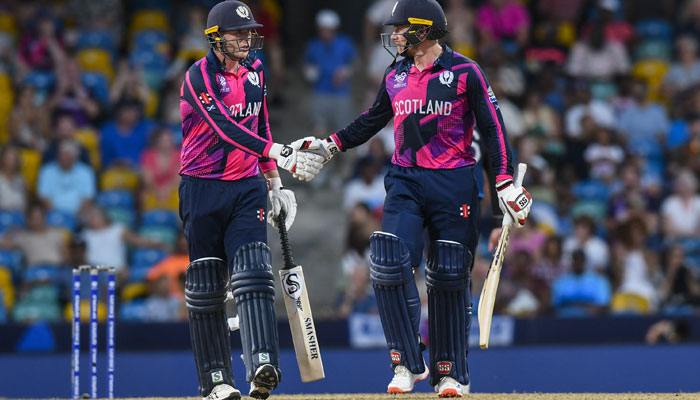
<box><xmin>178</xmin><ymin>1</ymin><xmax>325</xmax><ymax>399</ymax></box>
<box><xmin>294</xmin><ymin>0</ymin><xmax>532</xmax><ymax>396</ymax></box>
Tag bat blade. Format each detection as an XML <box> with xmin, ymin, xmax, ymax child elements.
<box><xmin>478</xmin><ymin>225</ymin><xmax>511</xmax><ymax>349</ymax></box>
<box><xmin>280</xmin><ymin>265</ymin><xmax>325</xmax><ymax>382</ymax></box>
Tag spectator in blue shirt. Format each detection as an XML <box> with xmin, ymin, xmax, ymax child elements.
<box><xmin>303</xmin><ymin>9</ymin><xmax>357</xmax><ymax>136</ymax></box>
<box><xmin>99</xmin><ymin>99</ymin><xmax>154</xmax><ymax>168</ymax></box>
<box><xmin>551</xmin><ymin>249</ymin><xmax>611</xmax><ymax>316</ymax></box>
<box><xmin>37</xmin><ymin>140</ymin><xmax>96</xmax><ymax>216</ymax></box>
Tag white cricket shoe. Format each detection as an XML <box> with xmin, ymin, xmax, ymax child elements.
<box><xmin>202</xmin><ymin>384</ymin><xmax>241</xmax><ymax>400</ymax></box>
<box><xmin>435</xmin><ymin>376</ymin><xmax>470</xmax><ymax>398</ymax></box>
<box><xmin>387</xmin><ymin>364</ymin><xmax>429</xmax><ymax>394</ymax></box>
<box><xmin>249</xmin><ymin>364</ymin><xmax>280</xmax><ymax>399</ymax></box>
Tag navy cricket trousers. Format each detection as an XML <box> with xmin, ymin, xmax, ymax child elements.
<box><xmin>381</xmin><ymin>164</ymin><xmax>480</xmax><ymax>266</ymax></box>
<box><xmin>179</xmin><ymin>174</ymin><xmax>268</xmax><ymax>271</ymax></box>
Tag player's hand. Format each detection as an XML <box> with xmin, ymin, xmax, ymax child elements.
<box><xmin>290</xmin><ymin>136</ymin><xmax>339</xmax><ymax>165</ymax></box>
<box><xmin>268</xmin><ymin>143</ymin><xmax>324</xmax><ymax>181</ymax></box>
<box><xmin>495</xmin><ymin>178</ymin><xmax>532</xmax><ymax>228</ymax></box>
<box><xmin>267</xmin><ymin>177</ymin><xmax>297</xmax><ymax>231</ymax></box>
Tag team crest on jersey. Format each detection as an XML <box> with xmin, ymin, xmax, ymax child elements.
<box><xmin>236</xmin><ymin>5</ymin><xmax>250</xmax><ymax>19</ymax></box>
<box><xmin>217</xmin><ymin>73</ymin><xmax>230</xmax><ymax>93</ymax></box>
<box><xmin>487</xmin><ymin>86</ymin><xmax>499</xmax><ymax>109</ymax></box>
<box><xmin>439</xmin><ymin>70</ymin><xmax>454</xmax><ymax>86</ymax></box>
<box><xmin>198</xmin><ymin>92</ymin><xmax>215</xmax><ymax>111</ymax></box>
<box><xmin>393</xmin><ymin>71</ymin><xmax>407</xmax><ymax>88</ymax></box>
<box><xmin>247</xmin><ymin>71</ymin><xmax>260</xmax><ymax>87</ymax></box>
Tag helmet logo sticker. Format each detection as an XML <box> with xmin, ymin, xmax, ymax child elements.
<box><xmin>248</xmin><ymin>71</ymin><xmax>260</xmax><ymax>87</ymax></box>
<box><xmin>236</xmin><ymin>5</ymin><xmax>250</xmax><ymax>19</ymax></box>
<box><xmin>392</xmin><ymin>1</ymin><xmax>398</xmax><ymax>16</ymax></box>
<box><xmin>439</xmin><ymin>70</ymin><xmax>454</xmax><ymax>87</ymax></box>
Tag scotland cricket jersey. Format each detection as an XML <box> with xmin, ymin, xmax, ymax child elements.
<box><xmin>333</xmin><ymin>46</ymin><xmax>514</xmax><ymax>180</ymax></box>
<box><xmin>180</xmin><ymin>50</ymin><xmax>276</xmax><ymax>180</ymax></box>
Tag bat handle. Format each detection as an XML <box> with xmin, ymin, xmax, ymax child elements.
<box><xmin>502</xmin><ymin>163</ymin><xmax>528</xmax><ymax>228</ymax></box>
<box><xmin>276</xmin><ymin>210</ymin><xmax>295</xmax><ymax>269</ymax></box>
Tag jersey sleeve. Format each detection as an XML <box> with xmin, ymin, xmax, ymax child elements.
<box><xmin>257</xmin><ymin>69</ymin><xmax>277</xmax><ymax>173</ymax></box>
<box><xmin>478</xmin><ymin>135</ymin><xmax>505</xmax><ymax>226</ymax></box>
<box><xmin>182</xmin><ymin>64</ymin><xmax>273</xmax><ymax>158</ymax></box>
<box><xmin>332</xmin><ymin>66</ymin><xmax>394</xmax><ymax>150</ymax></box>
<box><xmin>465</xmin><ymin>63</ymin><xmax>513</xmax><ymax>181</ymax></box>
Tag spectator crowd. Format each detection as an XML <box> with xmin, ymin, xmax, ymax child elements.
<box><xmin>0</xmin><ymin>0</ymin><xmax>699</xmax><ymax>326</ymax></box>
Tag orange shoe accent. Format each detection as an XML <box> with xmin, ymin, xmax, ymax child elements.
<box><xmin>438</xmin><ymin>388</ymin><xmax>462</xmax><ymax>398</ymax></box>
<box><xmin>387</xmin><ymin>386</ymin><xmax>410</xmax><ymax>394</ymax></box>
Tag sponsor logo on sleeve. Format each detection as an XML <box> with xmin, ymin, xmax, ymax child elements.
<box><xmin>487</xmin><ymin>86</ymin><xmax>499</xmax><ymax>109</ymax></box>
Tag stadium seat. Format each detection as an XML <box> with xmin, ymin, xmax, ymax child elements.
<box><xmin>0</xmin><ymin>73</ymin><xmax>13</xmax><ymax>143</ymax></box>
<box><xmin>64</xmin><ymin>299</ymin><xmax>107</xmax><ymax>322</ymax></box>
<box><xmin>97</xmin><ymin>190</ymin><xmax>134</xmax><ymax>210</ymax></box>
<box><xmin>76</xmin><ymin>48</ymin><xmax>114</xmax><ymax>82</ymax></box>
<box><xmin>0</xmin><ymin>250</ymin><xmax>22</xmax><ymax>275</ymax></box>
<box><xmin>74</xmin><ymin>128</ymin><xmax>101</xmax><ymax>169</ymax></box>
<box><xmin>635</xmin><ymin>39</ymin><xmax>672</xmax><ymax>63</ymax></box>
<box><xmin>100</xmin><ymin>167</ymin><xmax>140</xmax><ymax>192</ymax></box>
<box><xmin>22</xmin><ymin>70</ymin><xmax>55</xmax><ymax>95</ymax></box>
<box><xmin>129</xmin><ymin>10</ymin><xmax>170</xmax><ymax>36</ymax></box>
<box><xmin>610</xmin><ymin>293</ymin><xmax>651</xmax><ymax>315</ymax></box>
<box><xmin>142</xmin><ymin>188</ymin><xmax>179</xmax><ymax>212</ymax></box>
<box><xmin>131</xmin><ymin>247</ymin><xmax>167</xmax><ymax>268</ymax></box>
<box><xmin>139</xmin><ymin>226</ymin><xmax>177</xmax><ymax>246</ymax></box>
<box><xmin>141</xmin><ymin>210</ymin><xmax>179</xmax><ymax>231</ymax></box>
<box><xmin>119</xmin><ymin>299</ymin><xmax>148</xmax><ymax>321</ymax></box>
<box><xmin>76</xmin><ymin>30</ymin><xmax>117</xmax><ymax>55</ymax></box>
<box><xmin>129</xmin><ymin>264</ymin><xmax>152</xmax><ymax>282</ymax></box>
<box><xmin>14</xmin><ymin>285</ymin><xmax>62</xmax><ymax>323</ymax></box>
<box><xmin>21</xmin><ymin>265</ymin><xmax>64</xmax><ymax>285</ymax></box>
<box><xmin>635</xmin><ymin>19</ymin><xmax>673</xmax><ymax>41</ymax></box>
<box><xmin>19</xmin><ymin>148</ymin><xmax>41</xmax><ymax>193</ymax></box>
<box><xmin>0</xmin><ymin>13</ymin><xmax>17</xmax><ymax>37</ymax></box>
<box><xmin>121</xmin><ymin>282</ymin><xmax>148</xmax><ymax>301</ymax></box>
<box><xmin>0</xmin><ymin>210</ymin><xmax>25</xmax><ymax>234</ymax></box>
<box><xmin>0</xmin><ymin>266</ymin><xmax>15</xmax><ymax>310</ymax></box>
<box><xmin>631</xmin><ymin>60</ymin><xmax>669</xmax><ymax>102</ymax></box>
<box><xmin>45</xmin><ymin>210</ymin><xmax>78</xmax><ymax>233</ymax></box>
<box><xmin>81</xmin><ymin>73</ymin><xmax>110</xmax><ymax>106</ymax></box>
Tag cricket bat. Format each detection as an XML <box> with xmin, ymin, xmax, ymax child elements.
<box><xmin>478</xmin><ymin>163</ymin><xmax>527</xmax><ymax>349</ymax></box>
<box><xmin>276</xmin><ymin>212</ymin><xmax>325</xmax><ymax>382</ymax></box>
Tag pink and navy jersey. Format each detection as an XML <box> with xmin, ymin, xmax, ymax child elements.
<box><xmin>333</xmin><ymin>46</ymin><xmax>513</xmax><ymax>180</ymax></box>
<box><xmin>179</xmin><ymin>50</ymin><xmax>276</xmax><ymax>180</ymax></box>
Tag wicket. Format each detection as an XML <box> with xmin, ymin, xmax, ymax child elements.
<box><xmin>71</xmin><ymin>265</ymin><xmax>116</xmax><ymax>399</ymax></box>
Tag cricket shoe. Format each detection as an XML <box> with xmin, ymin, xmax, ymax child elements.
<box><xmin>249</xmin><ymin>364</ymin><xmax>280</xmax><ymax>399</ymax></box>
<box><xmin>387</xmin><ymin>363</ymin><xmax>429</xmax><ymax>394</ymax></box>
<box><xmin>435</xmin><ymin>376</ymin><xmax>469</xmax><ymax>398</ymax></box>
<box><xmin>203</xmin><ymin>384</ymin><xmax>241</xmax><ymax>400</ymax></box>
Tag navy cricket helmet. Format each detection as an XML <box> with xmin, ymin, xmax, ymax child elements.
<box><xmin>205</xmin><ymin>1</ymin><xmax>264</xmax><ymax>61</ymax></box>
<box><xmin>381</xmin><ymin>0</ymin><xmax>448</xmax><ymax>59</ymax></box>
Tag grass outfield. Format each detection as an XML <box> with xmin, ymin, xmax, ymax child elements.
<box><xmin>21</xmin><ymin>394</ymin><xmax>697</xmax><ymax>400</ymax></box>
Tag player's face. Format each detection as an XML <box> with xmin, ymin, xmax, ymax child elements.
<box><xmin>221</xmin><ymin>29</ymin><xmax>252</xmax><ymax>58</ymax></box>
<box><xmin>391</xmin><ymin>25</ymin><xmax>410</xmax><ymax>54</ymax></box>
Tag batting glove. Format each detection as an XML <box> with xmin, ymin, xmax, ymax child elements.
<box><xmin>495</xmin><ymin>178</ymin><xmax>532</xmax><ymax>228</ymax></box>
<box><xmin>267</xmin><ymin>177</ymin><xmax>297</xmax><ymax>231</ymax></box>
<box><xmin>268</xmin><ymin>143</ymin><xmax>324</xmax><ymax>182</ymax></box>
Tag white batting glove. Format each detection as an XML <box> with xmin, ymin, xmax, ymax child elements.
<box><xmin>290</xmin><ymin>136</ymin><xmax>340</xmax><ymax>165</ymax></box>
<box><xmin>267</xmin><ymin>177</ymin><xmax>297</xmax><ymax>231</ymax></box>
<box><xmin>496</xmin><ymin>178</ymin><xmax>532</xmax><ymax>228</ymax></box>
<box><xmin>268</xmin><ymin>143</ymin><xmax>324</xmax><ymax>181</ymax></box>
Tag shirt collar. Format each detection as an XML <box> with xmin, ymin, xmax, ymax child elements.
<box><xmin>394</xmin><ymin>45</ymin><xmax>454</xmax><ymax>74</ymax></box>
<box><xmin>205</xmin><ymin>49</ymin><xmax>255</xmax><ymax>73</ymax></box>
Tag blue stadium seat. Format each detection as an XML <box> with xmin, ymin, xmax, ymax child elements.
<box><xmin>21</xmin><ymin>265</ymin><xmax>64</xmax><ymax>285</ymax></box>
<box><xmin>141</xmin><ymin>210</ymin><xmax>179</xmax><ymax>230</ymax></box>
<box><xmin>131</xmin><ymin>248</ymin><xmax>167</xmax><ymax>267</ymax></box>
<box><xmin>635</xmin><ymin>19</ymin><xmax>673</xmax><ymax>40</ymax></box>
<box><xmin>0</xmin><ymin>249</ymin><xmax>23</xmax><ymax>274</ymax></box>
<box><xmin>129</xmin><ymin>264</ymin><xmax>152</xmax><ymax>282</ymax></box>
<box><xmin>120</xmin><ymin>299</ymin><xmax>148</xmax><ymax>321</ymax></box>
<box><xmin>76</xmin><ymin>30</ymin><xmax>117</xmax><ymax>54</ymax></box>
<box><xmin>97</xmin><ymin>190</ymin><xmax>134</xmax><ymax>209</ymax></box>
<box><xmin>0</xmin><ymin>210</ymin><xmax>25</xmax><ymax>235</ymax></box>
<box><xmin>22</xmin><ymin>70</ymin><xmax>56</xmax><ymax>93</ymax></box>
<box><xmin>81</xmin><ymin>73</ymin><xmax>110</xmax><ymax>105</ymax></box>
<box><xmin>45</xmin><ymin>210</ymin><xmax>78</xmax><ymax>233</ymax></box>
<box><xmin>571</xmin><ymin>180</ymin><xmax>610</xmax><ymax>202</ymax></box>
<box><xmin>132</xmin><ymin>30</ymin><xmax>168</xmax><ymax>52</ymax></box>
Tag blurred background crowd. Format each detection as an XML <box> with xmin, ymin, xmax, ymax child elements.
<box><xmin>0</xmin><ymin>0</ymin><xmax>699</xmax><ymax>327</ymax></box>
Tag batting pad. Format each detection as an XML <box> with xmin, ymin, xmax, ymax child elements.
<box><xmin>185</xmin><ymin>257</ymin><xmax>235</xmax><ymax>396</ymax></box>
<box><xmin>426</xmin><ymin>240</ymin><xmax>472</xmax><ymax>387</ymax></box>
<box><xmin>369</xmin><ymin>232</ymin><xmax>425</xmax><ymax>374</ymax></box>
<box><xmin>231</xmin><ymin>242</ymin><xmax>280</xmax><ymax>384</ymax></box>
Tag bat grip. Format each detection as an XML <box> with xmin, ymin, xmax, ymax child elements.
<box><xmin>276</xmin><ymin>210</ymin><xmax>295</xmax><ymax>269</ymax></box>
